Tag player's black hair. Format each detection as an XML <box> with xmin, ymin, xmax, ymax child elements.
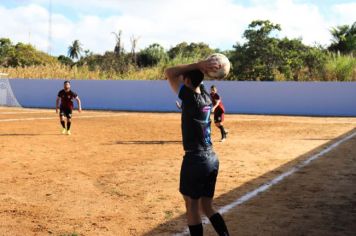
<box><xmin>211</xmin><ymin>85</ymin><xmax>217</xmax><ymax>89</ymax></box>
<box><xmin>182</xmin><ymin>69</ymin><xmax>204</xmax><ymax>88</ymax></box>
<box><xmin>64</xmin><ymin>80</ymin><xmax>70</xmax><ymax>84</ymax></box>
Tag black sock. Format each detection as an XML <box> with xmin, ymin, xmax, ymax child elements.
<box><xmin>67</xmin><ymin>121</ymin><xmax>71</xmax><ymax>130</ymax></box>
<box><xmin>60</xmin><ymin>121</ymin><xmax>65</xmax><ymax>128</ymax></box>
<box><xmin>188</xmin><ymin>223</ymin><xmax>203</xmax><ymax>236</ymax></box>
<box><xmin>209</xmin><ymin>213</ymin><xmax>229</xmax><ymax>236</ymax></box>
<box><xmin>219</xmin><ymin>126</ymin><xmax>226</xmax><ymax>139</ymax></box>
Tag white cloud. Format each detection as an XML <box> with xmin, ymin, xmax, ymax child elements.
<box><xmin>0</xmin><ymin>0</ymin><xmax>355</xmax><ymax>55</ymax></box>
<box><xmin>331</xmin><ymin>2</ymin><xmax>356</xmax><ymax>26</ymax></box>
<box><xmin>247</xmin><ymin>0</ymin><xmax>331</xmax><ymax>46</ymax></box>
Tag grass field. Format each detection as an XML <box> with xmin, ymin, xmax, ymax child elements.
<box><xmin>0</xmin><ymin>107</ymin><xmax>356</xmax><ymax>236</ymax></box>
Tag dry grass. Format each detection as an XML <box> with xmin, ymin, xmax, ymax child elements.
<box><xmin>2</xmin><ymin>53</ymin><xmax>355</xmax><ymax>81</ymax></box>
<box><xmin>0</xmin><ymin>63</ymin><xmax>164</xmax><ymax>80</ymax></box>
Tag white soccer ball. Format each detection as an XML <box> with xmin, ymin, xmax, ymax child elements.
<box><xmin>205</xmin><ymin>53</ymin><xmax>231</xmax><ymax>79</ymax></box>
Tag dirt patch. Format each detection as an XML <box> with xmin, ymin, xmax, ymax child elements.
<box><xmin>1</xmin><ymin>108</ymin><xmax>356</xmax><ymax>235</ymax></box>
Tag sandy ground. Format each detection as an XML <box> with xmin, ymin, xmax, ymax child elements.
<box><xmin>0</xmin><ymin>107</ymin><xmax>356</xmax><ymax>236</ymax></box>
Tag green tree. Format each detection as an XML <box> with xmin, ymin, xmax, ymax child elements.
<box><xmin>68</xmin><ymin>40</ymin><xmax>83</xmax><ymax>61</ymax></box>
<box><xmin>230</xmin><ymin>20</ymin><xmax>328</xmax><ymax>81</ymax></box>
<box><xmin>137</xmin><ymin>43</ymin><xmax>168</xmax><ymax>67</ymax></box>
<box><xmin>1</xmin><ymin>38</ymin><xmax>56</xmax><ymax>67</ymax></box>
<box><xmin>231</xmin><ymin>20</ymin><xmax>282</xmax><ymax>81</ymax></box>
<box><xmin>168</xmin><ymin>42</ymin><xmax>214</xmax><ymax>59</ymax></box>
<box><xmin>0</xmin><ymin>38</ymin><xmax>15</xmax><ymax>66</ymax></box>
<box><xmin>328</xmin><ymin>22</ymin><xmax>356</xmax><ymax>54</ymax></box>
<box><xmin>91</xmin><ymin>51</ymin><xmax>131</xmax><ymax>75</ymax></box>
<box><xmin>58</xmin><ymin>55</ymin><xmax>73</xmax><ymax>66</ymax></box>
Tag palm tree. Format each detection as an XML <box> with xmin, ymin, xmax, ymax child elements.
<box><xmin>328</xmin><ymin>22</ymin><xmax>356</xmax><ymax>54</ymax></box>
<box><xmin>68</xmin><ymin>40</ymin><xmax>83</xmax><ymax>60</ymax></box>
<box><xmin>329</xmin><ymin>25</ymin><xmax>349</xmax><ymax>53</ymax></box>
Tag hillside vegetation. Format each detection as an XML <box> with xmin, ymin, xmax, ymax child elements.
<box><xmin>1</xmin><ymin>20</ymin><xmax>355</xmax><ymax>81</ymax></box>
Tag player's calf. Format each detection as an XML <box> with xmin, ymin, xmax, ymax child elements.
<box><xmin>215</xmin><ymin>122</ymin><xmax>227</xmax><ymax>141</ymax></box>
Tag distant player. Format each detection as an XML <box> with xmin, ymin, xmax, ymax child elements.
<box><xmin>165</xmin><ymin>59</ymin><xmax>230</xmax><ymax>236</ymax></box>
<box><xmin>56</xmin><ymin>81</ymin><xmax>82</xmax><ymax>135</ymax></box>
<box><xmin>210</xmin><ymin>85</ymin><xmax>228</xmax><ymax>142</ymax></box>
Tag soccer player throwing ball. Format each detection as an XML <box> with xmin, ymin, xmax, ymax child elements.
<box><xmin>210</xmin><ymin>85</ymin><xmax>228</xmax><ymax>142</ymax></box>
<box><xmin>56</xmin><ymin>81</ymin><xmax>82</xmax><ymax>135</ymax></box>
<box><xmin>165</xmin><ymin>59</ymin><xmax>230</xmax><ymax>236</ymax></box>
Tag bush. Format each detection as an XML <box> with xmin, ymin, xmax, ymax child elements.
<box><xmin>0</xmin><ymin>38</ymin><xmax>56</xmax><ymax>67</ymax></box>
<box><xmin>323</xmin><ymin>54</ymin><xmax>356</xmax><ymax>81</ymax></box>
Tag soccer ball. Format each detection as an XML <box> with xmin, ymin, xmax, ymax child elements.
<box><xmin>205</xmin><ymin>53</ymin><xmax>231</xmax><ymax>79</ymax></box>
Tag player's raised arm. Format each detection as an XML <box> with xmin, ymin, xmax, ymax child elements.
<box><xmin>164</xmin><ymin>59</ymin><xmax>220</xmax><ymax>94</ymax></box>
<box><xmin>165</xmin><ymin>63</ymin><xmax>197</xmax><ymax>94</ymax></box>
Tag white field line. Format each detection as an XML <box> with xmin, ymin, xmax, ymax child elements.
<box><xmin>0</xmin><ymin>111</ymin><xmax>123</xmax><ymax>115</ymax></box>
<box><xmin>0</xmin><ymin>113</ymin><xmax>128</xmax><ymax>122</ymax></box>
<box><xmin>0</xmin><ymin>111</ymin><xmax>55</xmax><ymax>115</ymax></box>
<box><xmin>235</xmin><ymin>117</ymin><xmax>356</xmax><ymax>124</ymax></box>
<box><xmin>0</xmin><ymin>107</ymin><xmax>355</xmax><ymax>124</ymax></box>
<box><xmin>174</xmin><ymin>131</ymin><xmax>356</xmax><ymax>236</ymax></box>
<box><xmin>0</xmin><ymin>113</ymin><xmax>354</xmax><ymax>124</ymax></box>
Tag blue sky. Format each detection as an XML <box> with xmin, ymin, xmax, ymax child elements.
<box><xmin>0</xmin><ymin>0</ymin><xmax>121</xmax><ymax>20</ymax></box>
<box><xmin>0</xmin><ymin>0</ymin><xmax>355</xmax><ymax>56</ymax></box>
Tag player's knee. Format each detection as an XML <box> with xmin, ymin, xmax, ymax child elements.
<box><xmin>215</xmin><ymin>123</ymin><xmax>221</xmax><ymax>127</ymax></box>
<box><xmin>184</xmin><ymin>197</ymin><xmax>199</xmax><ymax>213</ymax></box>
<box><xmin>185</xmin><ymin>201</ymin><xmax>198</xmax><ymax>212</ymax></box>
<box><xmin>201</xmin><ymin>206</ymin><xmax>213</xmax><ymax>217</ymax></box>
<box><xmin>200</xmin><ymin>198</ymin><xmax>216</xmax><ymax>217</ymax></box>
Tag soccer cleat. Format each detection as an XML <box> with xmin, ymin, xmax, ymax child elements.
<box><xmin>220</xmin><ymin>138</ymin><xmax>226</xmax><ymax>142</ymax></box>
<box><xmin>66</xmin><ymin>130</ymin><xmax>71</xmax><ymax>135</ymax></box>
<box><xmin>61</xmin><ymin>128</ymin><xmax>67</xmax><ymax>134</ymax></box>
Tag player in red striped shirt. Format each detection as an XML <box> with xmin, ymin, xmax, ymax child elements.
<box><xmin>56</xmin><ymin>81</ymin><xmax>82</xmax><ymax>135</ymax></box>
<box><xmin>210</xmin><ymin>85</ymin><xmax>228</xmax><ymax>142</ymax></box>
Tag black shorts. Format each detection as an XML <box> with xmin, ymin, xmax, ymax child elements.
<box><xmin>180</xmin><ymin>150</ymin><xmax>219</xmax><ymax>199</ymax></box>
<box><xmin>59</xmin><ymin>107</ymin><xmax>73</xmax><ymax>119</ymax></box>
<box><xmin>214</xmin><ymin>109</ymin><xmax>225</xmax><ymax>123</ymax></box>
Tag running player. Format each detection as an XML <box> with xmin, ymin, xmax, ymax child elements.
<box><xmin>165</xmin><ymin>59</ymin><xmax>230</xmax><ymax>236</ymax></box>
<box><xmin>55</xmin><ymin>81</ymin><xmax>82</xmax><ymax>135</ymax></box>
<box><xmin>210</xmin><ymin>85</ymin><xmax>228</xmax><ymax>142</ymax></box>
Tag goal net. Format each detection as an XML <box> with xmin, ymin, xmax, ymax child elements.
<box><xmin>0</xmin><ymin>79</ymin><xmax>21</xmax><ymax>107</ymax></box>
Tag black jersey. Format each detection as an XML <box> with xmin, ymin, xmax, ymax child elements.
<box><xmin>178</xmin><ymin>84</ymin><xmax>213</xmax><ymax>152</ymax></box>
<box><xmin>57</xmin><ymin>89</ymin><xmax>78</xmax><ymax>110</ymax></box>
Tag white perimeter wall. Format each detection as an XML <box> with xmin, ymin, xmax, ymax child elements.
<box><xmin>3</xmin><ymin>79</ymin><xmax>356</xmax><ymax>116</ymax></box>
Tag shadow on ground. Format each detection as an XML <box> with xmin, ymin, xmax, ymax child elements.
<box><xmin>116</xmin><ymin>140</ymin><xmax>181</xmax><ymax>145</ymax></box>
<box><xmin>143</xmin><ymin>128</ymin><xmax>356</xmax><ymax>236</ymax></box>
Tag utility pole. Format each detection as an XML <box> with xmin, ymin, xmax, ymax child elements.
<box><xmin>48</xmin><ymin>0</ymin><xmax>52</xmax><ymax>55</ymax></box>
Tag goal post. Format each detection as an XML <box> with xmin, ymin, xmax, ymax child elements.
<box><xmin>0</xmin><ymin>79</ymin><xmax>21</xmax><ymax>107</ymax></box>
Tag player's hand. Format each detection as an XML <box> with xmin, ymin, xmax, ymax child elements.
<box><xmin>212</xmin><ymin>107</ymin><xmax>215</xmax><ymax>113</ymax></box>
<box><xmin>78</xmin><ymin>108</ymin><xmax>82</xmax><ymax>113</ymax></box>
<box><xmin>198</xmin><ymin>58</ymin><xmax>220</xmax><ymax>74</ymax></box>
<box><xmin>175</xmin><ymin>101</ymin><xmax>182</xmax><ymax>110</ymax></box>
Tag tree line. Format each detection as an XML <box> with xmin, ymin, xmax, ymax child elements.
<box><xmin>1</xmin><ymin>20</ymin><xmax>355</xmax><ymax>81</ymax></box>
